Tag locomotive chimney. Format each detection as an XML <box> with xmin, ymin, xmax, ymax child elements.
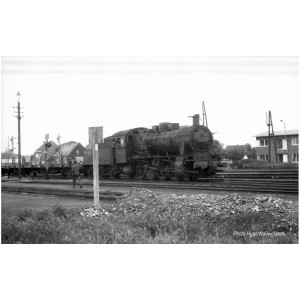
<box><xmin>192</xmin><ymin>114</ymin><xmax>200</xmax><ymax>126</ymax></box>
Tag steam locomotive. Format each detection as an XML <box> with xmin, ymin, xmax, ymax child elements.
<box><xmin>83</xmin><ymin>114</ymin><xmax>218</xmax><ymax>180</ymax></box>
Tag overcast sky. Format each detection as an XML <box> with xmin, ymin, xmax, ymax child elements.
<box><xmin>1</xmin><ymin>56</ymin><xmax>298</xmax><ymax>155</ymax></box>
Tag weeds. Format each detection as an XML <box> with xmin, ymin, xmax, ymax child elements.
<box><xmin>2</xmin><ymin>201</ymin><xmax>298</xmax><ymax>244</ymax></box>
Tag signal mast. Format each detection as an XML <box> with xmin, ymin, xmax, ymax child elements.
<box><xmin>266</xmin><ymin>110</ymin><xmax>278</xmax><ymax>162</ymax></box>
<box><xmin>202</xmin><ymin>101</ymin><xmax>208</xmax><ymax>127</ymax></box>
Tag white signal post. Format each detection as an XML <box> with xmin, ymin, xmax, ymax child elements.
<box><xmin>93</xmin><ymin>142</ymin><xmax>99</xmax><ymax>207</ymax></box>
<box><xmin>89</xmin><ymin>127</ymin><xmax>103</xmax><ymax>207</ymax></box>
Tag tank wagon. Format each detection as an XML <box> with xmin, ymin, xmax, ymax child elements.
<box><xmin>83</xmin><ymin>114</ymin><xmax>218</xmax><ymax>180</ymax></box>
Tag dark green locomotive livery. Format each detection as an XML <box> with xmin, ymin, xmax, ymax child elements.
<box><xmin>83</xmin><ymin>114</ymin><xmax>218</xmax><ymax>180</ymax></box>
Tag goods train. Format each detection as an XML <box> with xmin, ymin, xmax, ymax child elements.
<box><xmin>82</xmin><ymin>114</ymin><xmax>218</xmax><ymax>180</ymax></box>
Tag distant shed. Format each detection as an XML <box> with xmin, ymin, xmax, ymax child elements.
<box><xmin>33</xmin><ymin>140</ymin><xmax>58</xmax><ymax>166</ymax></box>
<box><xmin>51</xmin><ymin>141</ymin><xmax>85</xmax><ymax>167</ymax></box>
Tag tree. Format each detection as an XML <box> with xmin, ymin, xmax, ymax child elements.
<box><xmin>210</xmin><ymin>139</ymin><xmax>224</xmax><ymax>160</ymax></box>
<box><xmin>224</xmin><ymin>148</ymin><xmax>244</xmax><ymax>161</ymax></box>
<box><xmin>223</xmin><ymin>143</ymin><xmax>257</xmax><ymax>161</ymax></box>
<box><xmin>245</xmin><ymin>143</ymin><xmax>257</xmax><ymax>159</ymax></box>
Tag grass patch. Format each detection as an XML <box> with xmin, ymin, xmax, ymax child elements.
<box><xmin>2</xmin><ymin>201</ymin><xmax>298</xmax><ymax>244</ymax></box>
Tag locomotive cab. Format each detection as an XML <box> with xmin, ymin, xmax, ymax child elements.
<box><xmin>94</xmin><ymin>128</ymin><xmax>148</xmax><ymax>178</ymax></box>
<box><xmin>112</xmin><ymin>137</ymin><xmax>126</xmax><ymax>164</ymax></box>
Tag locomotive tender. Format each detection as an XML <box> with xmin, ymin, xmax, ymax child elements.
<box><xmin>83</xmin><ymin>114</ymin><xmax>218</xmax><ymax>180</ymax></box>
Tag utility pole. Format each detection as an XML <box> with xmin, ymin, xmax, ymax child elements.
<box><xmin>266</xmin><ymin>111</ymin><xmax>278</xmax><ymax>162</ymax></box>
<box><xmin>280</xmin><ymin>120</ymin><xmax>287</xmax><ymax>141</ymax></box>
<box><xmin>13</xmin><ymin>92</ymin><xmax>24</xmax><ymax>179</ymax></box>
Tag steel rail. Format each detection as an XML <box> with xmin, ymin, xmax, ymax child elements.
<box><xmin>2</xmin><ymin>178</ymin><xmax>298</xmax><ymax>194</ymax></box>
<box><xmin>2</xmin><ymin>184</ymin><xmax>297</xmax><ymax>195</ymax></box>
<box><xmin>1</xmin><ymin>185</ymin><xmax>123</xmax><ymax>200</ymax></box>
<box><xmin>3</xmin><ymin>178</ymin><xmax>298</xmax><ymax>187</ymax></box>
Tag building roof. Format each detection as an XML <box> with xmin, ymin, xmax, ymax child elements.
<box><xmin>34</xmin><ymin>140</ymin><xmax>58</xmax><ymax>153</ymax></box>
<box><xmin>1</xmin><ymin>150</ymin><xmax>15</xmax><ymax>159</ymax></box>
<box><xmin>52</xmin><ymin>141</ymin><xmax>79</xmax><ymax>156</ymax></box>
<box><xmin>254</xmin><ymin>129</ymin><xmax>298</xmax><ymax>138</ymax></box>
<box><xmin>225</xmin><ymin>145</ymin><xmax>248</xmax><ymax>151</ymax></box>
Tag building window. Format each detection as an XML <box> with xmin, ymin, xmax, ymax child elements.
<box><xmin>292</xmin><ymin>137</ymin><xmax>299</xmax><ymax>145</ymax></box>
<box><xmin>116</xmin><ymin>138</ymin><xmax>124</xmax><ymax>147</ymax></box>
<box><xmin>292</xmin><ymin>153</ymin><xmax>299</xmax><ymax>163</ymax></box>
<box><xmin>277</xmin><ymin>154</ymin><xmax>288</xmax><ymax>162</ymax></box>
<box><xmin>277</xmin><ymin>139</ymin><xmax>283</xmax><ymax>149</ymax></box>
<box><xmin>258</xmin><ymin>154</ymin><xmax>268</xmax><ymax>161</ymax></box>
<box><xmin>258</xmin><ymin>139</ymin><xmax>269</xmax><ymax>147</ymax></box>
<box><xmin>277</xmin><ymin>139</ymin><xmax>288</xmax><ymax>150</ymax></box>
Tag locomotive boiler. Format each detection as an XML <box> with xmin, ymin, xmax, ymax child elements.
<box><xmin>83</xmin><ymin>114</ymin><xmax>218</xmax><ymax>181</ymax></box>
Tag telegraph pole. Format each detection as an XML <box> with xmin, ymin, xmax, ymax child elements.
<box><xmin>13</xmin><ymin>92</ymin><xmax>24</xmax><ymax>179</ymax></box>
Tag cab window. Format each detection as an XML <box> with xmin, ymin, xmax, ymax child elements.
<box><xmin>120</xmin><ymin>138</ymin><xmax>124</xmax><ymax>147</ymax></box>
<box><xmin>116</xmin><ymin>138</ymin><xmax>124</xmax><ymax>147</ymax></box>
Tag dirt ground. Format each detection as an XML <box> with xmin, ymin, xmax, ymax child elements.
<box><xmin>1</xmin><ymin>192</ymin><xmax>95</xmax><ymax>212</ymax></box>
<box><xmin>1</xmin><ymin>187</ymin><xmax>298</xmax><ymax>214</ymax></box>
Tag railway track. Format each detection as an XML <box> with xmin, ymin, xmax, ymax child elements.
<box><xmin>215</xmin><ymin>169</ymin><xmax>298</xmax><ymax>180</ymax></box>
<box><xmin>2</xmin><ymin>173</ymin><xmax>298</xmax><ymax>195</ymax></box>
<box><xmin>1</xmin><ymin>183</ymin><xmax>123</xmax><ymax>200</ymax></box>
<box><xmin>12</xmin><ymin>168</ymin><xmax>298</xmax><ymax>180</ymax></box>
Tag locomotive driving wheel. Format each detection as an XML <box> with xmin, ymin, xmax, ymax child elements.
<box><xmin>147</xmin><ymin>170</ymin><xmax>157</xmax><ymax>181</ymax></box>
<box><xmin>99</xmin><ymin>167</ymin><xmax>104</xmax><ymax>178</ymax></box>
<box><xmin>135</xmin><ymin>166</ymin><xmax>145</xmax><ymax>180</ymax></box>
<box><xmin>158</xmin><ymin>174</ymin><xmax>167</xmax><ymax>181</ymax></box>
<box><xmin>110</xmin><ymin>167</ymin><xmax>121</xmax><ymax>178</ymax></box>
<box><xmin>158</xmin><ymin>170</ymin><xmax>168</xmax><ymax>181</ymax></box>
<box><xmin>158</xmin><ymin>166</ymin><xmax>170</xmax><ymax>181</ymax></box>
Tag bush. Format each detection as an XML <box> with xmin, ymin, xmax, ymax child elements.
<box><xmin>52</xmin><ymin>205</ymin><xmax>68</xmax><ymax>219</ymax></box>
<box><xmin>17</xmin><ymin>209</ymin><xmax>34</xmax><ymax>222</ymax></box>
<box><xmin>234</xmin><ymin>159</ymin><xmax>298</xmax><ymax>169</ymax></box>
